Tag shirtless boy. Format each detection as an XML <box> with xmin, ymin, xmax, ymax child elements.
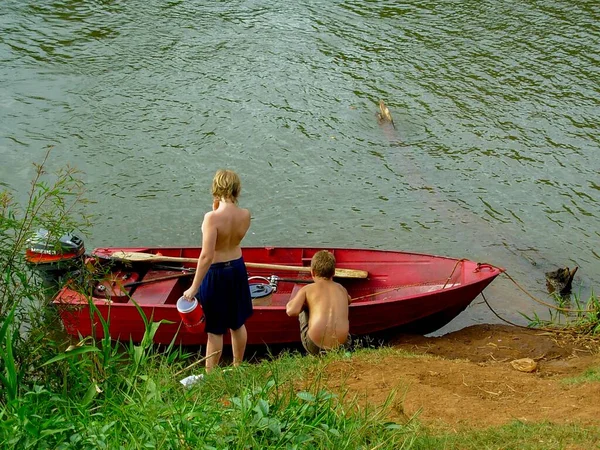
<box><xmin>183</xmin><ymin>169</ymin><xmax>252</xmax><ymax>373</ymax></box>
<box><xmin>286</xmin><ymin>250</ymin><xmax>352</xmax><ymax>354</ymax></box>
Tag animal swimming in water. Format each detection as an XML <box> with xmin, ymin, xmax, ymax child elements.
<box><xmin>545</xmin><ymin>266</ymin><xmax>578</xmax><ymax>296</ymax></box>
<box><xmin>376</xmin><ymin>100</ymin><xmax>395</xmax><ymax>129</ymax></box>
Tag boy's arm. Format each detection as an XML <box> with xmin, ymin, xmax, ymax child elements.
<box><xmin>183</xmin><ymin>212</ymin><xmax>217</xmax><ymax>300</ymax></box>
<box><xmin>341</xmin><ymin>285</ymin><xmax>352</xmax><ymax>304</ymax></box>
<box><xmin>286</xmin><ymin>286</ymin><xmax>307</xmax><ymax>317</ymax></box>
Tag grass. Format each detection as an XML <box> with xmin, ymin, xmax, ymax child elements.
<box><xmin>564</xmin><ymin>367</ymin><xmax>600</xmax><ymax>385</ymax></box>
<box><xmin>0</xmin><ymin>326</ymin><xmax>420</xmax><ymax>449</ymax></box>
<box><xmin>413</xmin><ymin>421</ymin><xmax>600</xmax><ymax>450</ymax></box>
<box><xmin>521</xmin><ymin>289</ymin><xmax>600</xmax><ymax>336</ymax></box>
<box><xmin>3</xmin><ymin>332</ymin><xmax>600</xmax><ymax>449</ymax></box>
<box><xmin>3</xmin><ymin>294</ymin><xmax>600</xmax><ymax>449</ymax></box>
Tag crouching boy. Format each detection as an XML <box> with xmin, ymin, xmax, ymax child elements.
<box><xmin>286</xmin><ymin>250</ymin><xmax>352</xmax><ymax>354</ymax></box>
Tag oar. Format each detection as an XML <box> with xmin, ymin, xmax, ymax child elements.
<box><xmin>108</xmin><ymin>251</ymin><xmax>368</xmax><ymax>279</ymax></box>
<box><xmin>123</xmin><ymin>272</ymin><xmax>193</xmax><ymax>288</ymax></box>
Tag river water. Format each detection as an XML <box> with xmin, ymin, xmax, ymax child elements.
<box><xmin>1</xmin><ymin>0</ymin><xmax>598</xmax><ymax>333</ymax></box>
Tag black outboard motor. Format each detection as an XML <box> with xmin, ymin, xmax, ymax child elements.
<box><xmin>25</xmin><ymin>229</ymin><xmax>85</xmax><ymax>287</ymax></box>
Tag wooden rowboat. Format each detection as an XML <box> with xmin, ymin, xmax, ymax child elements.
<box><xmin>51</xmin><ymin>246</ymin><xmax>504</xmax><ymax>345</ymax></box>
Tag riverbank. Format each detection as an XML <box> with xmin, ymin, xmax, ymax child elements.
<box><xmin>318</xmin><ymin>324</ymin><xmax>600</xmax><ymax>430</ymax></box>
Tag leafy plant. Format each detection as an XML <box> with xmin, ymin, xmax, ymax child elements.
<box><xmin>0</xmin><ymin>148</ymin><xmax>91</xmax><ymax>404</ymax></box>
<box><xmin>0</xmin><ymin>148</ymin><xmax>91</xmax><ymax>313</ymax></box>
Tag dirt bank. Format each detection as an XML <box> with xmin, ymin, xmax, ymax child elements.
<box><xmin>321</xmin><ymin>324</ymin><xmax>600</xmax><ymax>429</ymax></box>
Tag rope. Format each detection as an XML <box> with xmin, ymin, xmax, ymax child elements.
<box><xmin>480</xmin><ymin>270</ymin><xmax>600</xmax><ymax>335</ymax></box>
<box><xmin>350</xmin><ymin>279</ymin><xmax>461</xmax><ymax>302</ymax></box>
<box><xmin>442</xmin><ymin>258</ymin><xmax>467</xmax><ymax>289</ymax></box>
<box><xmin>501</xmin><ymin>271</ymin><xmax>595</xmax><ymax>314</ymax></box>
<box><xmin>347</xmin><ymin>259</ymin><xmax>597</xmax><ymax>335</ymax></box>
<box><xmin>481</xmin><ymin>292</ymin><xmax>531</xmax><ymax>330</ymax></box>
<box><xmin>346</xmin><ymin>260</ymin><xmax>596</xmax><ymax>336</ymax></box>
<box><xmin>458</xmin><ymin>262</ymin><xmax>595</xmax><ymax>315</ymax></box>
<box><xmin>481</xmin><ymin>289</ymin><xmax>598</xmax><ymax>335</ymax></box>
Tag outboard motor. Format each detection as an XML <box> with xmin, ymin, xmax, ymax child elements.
<box><xmin>25</xmin><ymin>229</ymin><xmax>85</xmax><ymax>287</ymax></box>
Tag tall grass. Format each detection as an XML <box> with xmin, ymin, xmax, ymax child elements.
<box><xmin>1</xmin><ymin>301</ymin><xmax>418</xmax><ymax>448</ymax></box>
<box><xmin>0</xmin><ymin>305</ymin><xmax>19</xmax><ymax>405</ymax></box>
<box><xmin>1</xmin><ymin>148</ymin><xmax>91</xmax><ymax>314</ymax></box>
<box><xmin>1</xmin><ymin>149</ymin><xmax>91</xmax><ymax>408</ymax></box>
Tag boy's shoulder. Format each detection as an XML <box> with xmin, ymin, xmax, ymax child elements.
<box><xmin>333</xmin><ymin>280</ymin><xmax>347</xmax><ymax>289</ymax></box>
<box><xmin>203</xmin><ymin>209</ymin><xmax>216</xmax><ymax>221</ymax></box>
<box><xmin>308</xmin><ymin>280</ymin><xmax>346</xmax><ymax>293</ymax></box>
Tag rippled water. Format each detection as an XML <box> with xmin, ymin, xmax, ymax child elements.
<box><xmin>1</xmin><ymin>0</ymin><xmax>599</xmax><ymax>331</ymax></box>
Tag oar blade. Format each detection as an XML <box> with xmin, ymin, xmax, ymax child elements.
<box><xmin>334</xmin><ymin>268</ymin><xmax>368</xmax><ymax>279</ymax></box>
<box><xmin>110</xmin><ymin>251</ymin><xmax>159</xmax><ymax>262</ymax></box>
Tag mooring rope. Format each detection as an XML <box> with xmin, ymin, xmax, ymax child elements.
<box><xmin>442</xmin><ymin>258</ymin><xmax>467</xmax><ymax>289</ymax></box>
<box><xmin>481</xmin><ymin>288</ymin><xmax>598</xmax><ymax>335</ymax></box>
<box><xmin>501</xmin><ymin>270</ymin><xmax>595</xmax><ymax>314</ymax></box>
<box><xmin>450</xmin><ymin>260</ymin><xmax>595</xmax><ymax>315</ymax></box>
<box><xmin>480</xmin><ymin>291</ymin><xmax>531</xmax><ymax>330</ymax></box>
<box><xmin>478</xmin><ymin>268</ymin><xmax>599</xmax><ymax>335</ymax></box>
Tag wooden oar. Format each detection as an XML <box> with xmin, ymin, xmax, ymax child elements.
<box><xmin>109</xmin><ymin>251</ymin><xmax>368</xmax><ymax>279</ymax></box>
<box><xmin>123</xmin><ymin>272</ymin><xmax>193</xmax><ymax>288</ymax></box>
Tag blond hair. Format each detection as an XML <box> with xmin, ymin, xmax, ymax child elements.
<box><xmin>311</xmin><ymin>250</ymin><xmax>336</xmax><ymax>279</ymax></box>
<box><xmin>211</xmin><ymin>169</ymin><xmax>241</xmax><ymax>202</ymax></box>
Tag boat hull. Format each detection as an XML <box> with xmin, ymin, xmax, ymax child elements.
<box><xmin>53</xmin><ymin>247</ymin><xmax>504</xmax><ymax>345</ymax></box>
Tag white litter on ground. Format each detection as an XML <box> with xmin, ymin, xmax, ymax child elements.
<box><xmin>179</xmin><ymin>374</ymin><xmax>205</xmax><ymax>388</ymax></box>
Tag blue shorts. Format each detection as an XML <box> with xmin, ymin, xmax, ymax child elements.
<box><xmin>198</xmin><ymin>257</ymin><xmax>253</xmax><ymax>335</ymax></box>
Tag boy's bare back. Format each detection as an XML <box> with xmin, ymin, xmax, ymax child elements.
<box><xmin>291</xmin><ymin>279</ymin><xmax>351</xmax><ymax>349</ymax></box>
<box><xmin>204</xmin><ymin>200</ymin><xmax>251</xmax><ymax>263</ymax></box>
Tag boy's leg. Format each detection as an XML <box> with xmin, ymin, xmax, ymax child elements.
<box><xmin>205</xmin><ymin>332</ymin><xmax>223</xmax><ymax>373</ymax></box>
<box><xmin>298</xmin><ymin>310</ymin><xmax>310</xmax><ymax>350</ymax></box>
<box><xmin>298</xmin><ymin>310</ymin><xmax>322</xmax><ymax>355</ymax></box>
<box><xmin>230</xmin><ymin>324</ymin><xmax>247</xmax><ymax>367</ymax></box>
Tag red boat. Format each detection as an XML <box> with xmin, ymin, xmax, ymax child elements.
<box><xmin>50</xmin><ymin>246</ymin><xmax>504</xmax><ymax>345</ymax></box>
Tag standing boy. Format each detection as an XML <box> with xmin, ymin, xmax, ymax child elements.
<box><xmin>286</xmin><ymin>250</ymin><xmax>352</xmax><ymax>354</ymax></box>
<box><xmin>183</xmin><ymin>169</ymin><xmax>252</xmax><ymax>373</ymax></box>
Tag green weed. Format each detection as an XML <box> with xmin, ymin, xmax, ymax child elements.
<box><xmin>521</xmin><ymin>290</ymin><xmax>600</xmax><ymax>336</ymax></box>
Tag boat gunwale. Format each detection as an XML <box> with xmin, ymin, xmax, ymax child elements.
<box><xmin>93</xmin><ymin>245</ymin><xmax>493</xmax><ymax>265</ymax></box>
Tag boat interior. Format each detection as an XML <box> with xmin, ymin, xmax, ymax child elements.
<box><xmin>80</xmin><ymin>255</ymin><xmax>467</xmax><ymax>308</ymax></box>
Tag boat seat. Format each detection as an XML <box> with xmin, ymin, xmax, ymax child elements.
<box><xmin>129</xmin><ymin>278</ymin><xmax>180</xmax><ymax>306</ymax></box>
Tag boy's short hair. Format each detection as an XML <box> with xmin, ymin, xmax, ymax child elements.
<box><xmin>212</xmin><ymin>169</ymin><xmax>241</xmax><ymax>202</ymax></box>
<box><xmin>311</xmin><ymin>250</ymin><xmax>336</xmax><ymax>279</ymax></box>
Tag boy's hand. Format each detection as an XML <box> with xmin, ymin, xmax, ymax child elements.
<box><xmin>182</xmin><ymin>287</ymin><xmax>196</xmax><ymax>301</ymax></box>
<box><xmin>212</xmin><ymin>198</ymin><xmax>220</xmax><ymax>211</ymax></box>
